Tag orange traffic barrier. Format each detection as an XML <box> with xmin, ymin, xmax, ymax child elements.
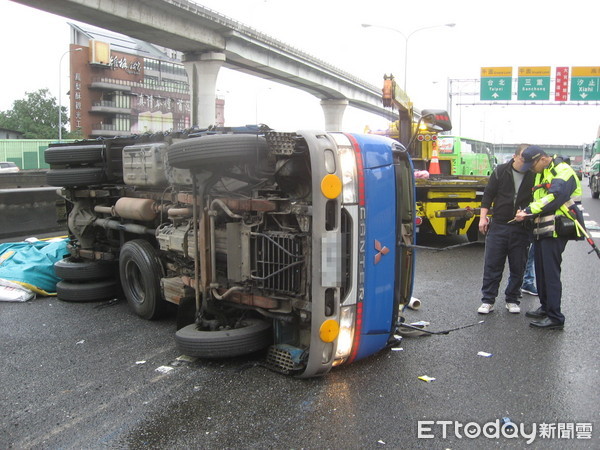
<box><xmin>429</xmin><ymin>145</ymin><xmax>441</xmax><ymax>175</ymax></box>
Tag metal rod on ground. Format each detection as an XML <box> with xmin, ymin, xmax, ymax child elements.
<box><xmin>403</xmin><ymin>241</ymin><xmax>481</xmax><ymax>251</ymax></box>
<box><xmin>398</xmin><ymin>320</ymin><xmax>484</xmax><ymax>335</ymax></box>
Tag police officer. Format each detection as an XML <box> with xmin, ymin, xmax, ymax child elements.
<box><xmin>514</xmin><ymin>146</ymin><xmax>583</xmax><ymax>329</ymax></box>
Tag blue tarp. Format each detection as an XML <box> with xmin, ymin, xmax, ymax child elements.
<box><xmin>0</xmin><ymin>239</ymin><xmax>69</xmax><ymax>294</ymax></box>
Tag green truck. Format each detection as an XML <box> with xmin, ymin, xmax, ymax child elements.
<box><xmin>589</xmin><ymin>138</ymin><xmax>600</xmax><ymax>199</ymax></box>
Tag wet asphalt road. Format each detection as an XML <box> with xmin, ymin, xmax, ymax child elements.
<box><xmin>1</xmin><ymin>185</ymin><xmax>599</xmax><ymax>449</ymax></box>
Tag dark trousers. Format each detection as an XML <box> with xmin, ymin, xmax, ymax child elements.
<box><xmin>534</xmin><ymin>236</ymin><xmax>568</xmax><ymax>324</ymax></box>
<box><xmin>481</xmin><ymin>221</ymin><xmax>531</xmax><ymax>304</ymax></box>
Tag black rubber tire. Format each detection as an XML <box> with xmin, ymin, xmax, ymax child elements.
<box><xmin>44</xmin><ymin>145</ymin><xmax>104</xmax><ymax>165</ymax></box>
<box><xmin>167</xmin><ymin>134</ymin><xmax>267</xmax><ymax>169</ymax></box>
<box><xmin>54</xmin><ymin>257</ymin><xmax>115</xmax><ymax>281</ymax></box>
<box><xmin>175</xmin><ymin>318</ymin><xmax>272</xmax><ymax>358</ymax></box>
<box><xmin>47</xmin><ymin>167</ymin><xmax>105</xmax><ymax>187</ymax></box>
<box><xmin>466</xmin><ymin>221</ymin><xmax>482</xmax><ymax>243</ymax></box>
<box><xmin>57</xmin><ymin>279</ymin><xmax>118</xmax><ymax>302</ymax></box>
<box><xmin>591</xmin><ymin>177</ymin><xmax>599</xmax><ymax>199</ymax></box>
<box><xmin>119</xmin><ymin>239</ymin><xmax>165</xmax><ymax>320</ymax></box>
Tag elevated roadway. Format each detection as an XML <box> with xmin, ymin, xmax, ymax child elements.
<box><xmin>12</xmin><ymin>0</ymin><xmax>396</xmax><ymax>130</ymax></box>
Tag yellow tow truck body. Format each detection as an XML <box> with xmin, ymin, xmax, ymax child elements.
<box><xmin>378</xmin><ymin>75</ymin><xmax>489</xmax><ymax>241</ymax></box>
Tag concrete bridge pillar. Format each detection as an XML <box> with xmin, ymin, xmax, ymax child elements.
<box><xmin>320</xmin><ymin>99</ymin><xmax>349</xmax><ymax>131</ymax></box>
<box><xmin>183</xmin><ymin>52</ymin><xmax>226</xmax><ymax>128</ymax></box>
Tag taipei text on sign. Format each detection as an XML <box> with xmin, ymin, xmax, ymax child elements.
<box><xmin>480</xmin><ymin>67</ymin><xmax>512</xmax><ymax>101</ymax></box>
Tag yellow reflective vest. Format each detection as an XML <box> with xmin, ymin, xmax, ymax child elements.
<box><xmin>527</xmin><ymin>158</ymin><xmax>582</xmax><ymax>239</ymax></box>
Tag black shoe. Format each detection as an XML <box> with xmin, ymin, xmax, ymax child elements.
<box><xmin>529</xmin><ymin>317</ymin><xmax>564</xmax><ymax>330</ymax></box>
<box><xmin>525</xmin><ymin>307</ymin><xmax>547</xmax><ymax>319</ymax></box>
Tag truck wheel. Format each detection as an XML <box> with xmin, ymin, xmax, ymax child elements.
<box><xmin>466</xmin><ymin>221</ymin><xmax>483</xmax><ymax>243</ymax></box>
<box><xmin>57</xmin><ymin>279</ymin><xmax>119</xmax><ymax>302</ymax></box>
<box><xmin>47</xmin><ymin>168</ymin><xmax>105</xmax><ymax>187</ymax></box>
<box><xmin>592</xmin><ymin>177</ymin><xmax>599</xmax><ymax>199</ymax></box>
<box><xmin>167</xmin><ymin>134</ymin><xmax>267</xmax><ymax>169</ymax></box>
<box><xmin>54</xmin><ymin>257</ymin><xmax>115</xmax><ymax>281</ymax></box>
<box><xmin>119</xmin><ymin>239</ymin><xmax>165</xmax><ymax>320</ymax></box>
<box><xmin>175</xmin><ymin>318</ymin><xmax>272</xmax><ymax>358</ymax></box>
<box><xmin>45</xmin><ymin>145</ymin><xmax>104</xmax><ymax>165</ymax></box>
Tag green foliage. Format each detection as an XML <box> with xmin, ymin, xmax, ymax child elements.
<box><xmin>64</xmin><ymin>128</ymin><xmax>85</xmax><ymax>140</ymax></box>
<box><xmin>0</xmin><ymin>88</ymin><xmax>67</xmax><ymax>139</ymax></box>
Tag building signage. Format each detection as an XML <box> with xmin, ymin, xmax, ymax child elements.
<box><xmin>555</xmin><ymin>67</ymin><xmax>569</xmax><ymax>101</ymax></box>
<box><xmin>90</xmin><ymin>40</ymin><xmax>110</xmax><ymax>65</ymax></box>
<box><xmin>109</xmin><ymin>55</ymin><xmax>142</xmax><ymax>75</ymax></box>
<box><xmin>517</xmin><ymin>66</ymin><xmax>550</xmax><ymax>100</ymax></box>
<box><xmin>74</xmin><ymin>72</ymin><xmax>82</xmax><ymax>129</ymax></box>
<box><xmin>570</xmin><ymin>67</ymin><xmax>600</xmax><ymax>101</ymax></box>
<box><xmin>480</xmin><ymin>67</ymin><xmax>512</xmax><ymax>101</ymax></box>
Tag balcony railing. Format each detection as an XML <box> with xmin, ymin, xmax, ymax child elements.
<box><xmin>90</xmin><ymin>101</ymin><xmax>132</xmax><ymax>114</ymax></box>
<box><xmin>90</xmin><ymin>77</ymin><xmax>190</xmax><ymax>95</ymax></box>
<box><xmin>92</xmin><ymin>100</ymin><xmax>118</xmax><ymax>107</ymax></box>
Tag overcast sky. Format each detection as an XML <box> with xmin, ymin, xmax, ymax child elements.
<box><xmin>1</xmin><ymin>0</ymin><xmax>599</xmax><ymax>147</ymax></box>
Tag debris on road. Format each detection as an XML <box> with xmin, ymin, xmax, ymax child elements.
<box><xmin>418</xmin><ymin>375</ymin><xmax>436</xmax><ymax>382</ymax></box>
<box><xmin>0</xmin><ymin>278</ymin><xmax>34</xmax><ymax>302</ymax></box>
<box><xmin>155</xmin><ymin>365</ymin><xmax>174</xmax><ymax>374</ymax></box>
<box><xmin>407</xmin><ymin>296</ymin><xmax>422</xmax><ymax>310</ymax></box>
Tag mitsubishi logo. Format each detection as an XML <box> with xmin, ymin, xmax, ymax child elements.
<box><xmin>374</xmin><ymin>239</ymin><xmax>390</xmax><ymax>264</ymax></box>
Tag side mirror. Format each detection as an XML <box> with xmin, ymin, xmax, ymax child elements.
<box><xmin>421</xmin><ymin>109</ymin><xmax>452</xmax><ymax>132</ymax></box>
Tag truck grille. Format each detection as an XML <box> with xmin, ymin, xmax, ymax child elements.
<box><xmin>265</xmin><ymin>132</ymin><xmax>297</xmax><ymax>155</ymax></box>
<box><xmin>251</xmin><ymin>232</ymin><xmax>303</xmax><ymax>294</ymax></box>
<box><xmin>265</xmin><ymin>344</ymin><xmax>304</xmax><ymax>374</ymax></box>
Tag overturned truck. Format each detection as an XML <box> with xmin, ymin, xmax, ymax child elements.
<box><xmin>46</xmin><ymin>126</ymin><xmax>416</xmax><ymax>377</ymax></box>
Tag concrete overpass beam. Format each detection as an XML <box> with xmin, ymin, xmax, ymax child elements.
<box><xmin>183</xmin><ymin>52</ymin><xmax>226</xmax><ymax>128</ymax></box>
<box><xmin>320</xmin><ymin>99</ymin><xmax>348</xmax><ymax>132</ymax></box>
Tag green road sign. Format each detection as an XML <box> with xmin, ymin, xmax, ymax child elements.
<box><xmin>570</xmin><ymin>67</ymin><xmax>600</xmax><ymax>101</ymax></box>
<box><xmin>517</xmin><ymin>66</ymin><xmax>550</xmax><ymax>100</ymax></box>
<box><xmin>480</xmin><ymin>67</ymin><xmax>512</xmax><ymax>101</ymax></box>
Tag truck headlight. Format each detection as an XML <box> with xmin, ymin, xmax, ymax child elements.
<box><xmin>334</xmin><ymin>305</ymin><xmax>356</xmax><ymax>363</ymax></box>
<box><xmin>338</xmin><ymin>146</ymin><xmax>358</xmax><ymax>204</ymax></box>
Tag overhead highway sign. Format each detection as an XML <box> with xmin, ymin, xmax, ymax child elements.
<box><xmin>480</xmin><ymin>67</ymin><xmax>512</xmax><ymax>101</ymax></box>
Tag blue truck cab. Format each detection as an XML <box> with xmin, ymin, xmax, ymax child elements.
<box><xmin>46</xmin><ymin>128</ymin><xmax>415</xmax><ymax>377</ymax></box>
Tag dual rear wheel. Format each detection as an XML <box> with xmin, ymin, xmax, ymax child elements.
<box><xmin>55</xmin><ymin>257</ymin><xmax>118</xmax><ymax>302</ymax></box>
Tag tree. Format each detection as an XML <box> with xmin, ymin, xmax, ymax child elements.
<box><xmin>0</xmin><ymin>88</ymin><xmax>76</xmax><ymax>139</ymax></box>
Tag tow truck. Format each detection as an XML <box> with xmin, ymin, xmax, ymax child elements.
<box><xmin>379</xmin><ymin>75</ymin><xmax>489</xmax><ymax>242</ymax></box>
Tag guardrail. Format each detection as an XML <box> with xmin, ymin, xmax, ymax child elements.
<box><xmin>0</xmin><ymin>170</ymin><xmax>49</xmax><ymax>189</ymax></box>
<box><xmin>0</xmin><ymin>172</ymin><xmax>66</xmax><ymax>239</ymax></box>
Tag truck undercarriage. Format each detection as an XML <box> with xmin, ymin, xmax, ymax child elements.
<box><xmin>47</xmin><ymin>128</ymin><xmax>336</xmax><ymax>375</ymax></box>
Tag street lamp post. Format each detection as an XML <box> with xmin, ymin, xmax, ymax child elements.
<box><xmin>362</xmin><ymin>23</ymin><xmax>455</xmax><ymax>92</ymax></box>
<box><xmin>58</xmin><ymin>48</ymin><xmax>82</xmax><ymax>141</ymax></box>
<box><xmin>255</xmin><ymin>86</ymin><xmax>272</xmax><ymax>124</ymax></box>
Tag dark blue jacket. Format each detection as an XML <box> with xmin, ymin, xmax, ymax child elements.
<box><xmin>481</xmin><ymin>159</ymin><xmax>535</xmax><ymax>223</ymax></box>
